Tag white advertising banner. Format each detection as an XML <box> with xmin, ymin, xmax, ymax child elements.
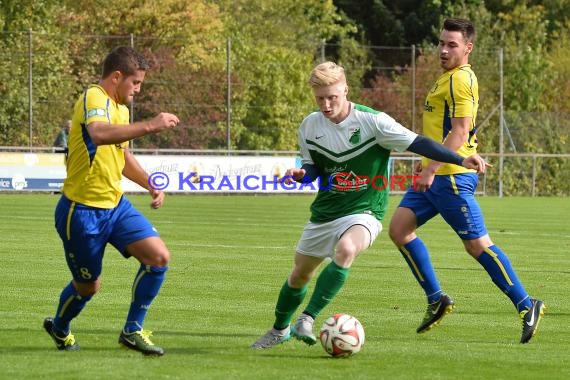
<box><xmin>0</xmin><ymin>152</ymin><xmax>67</xmax><ymax>191</ymax></box>
<box><xmin>0</xmin><ymin>152</ymin><xmax>317</xmax><ymax>193</ymax></box>
<box><xmin>122</xmin><ymin>154</ymin><xmax>315</xmax><ymax>193</ymax></box>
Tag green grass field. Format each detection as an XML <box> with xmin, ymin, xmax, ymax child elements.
<box><xmin>1</xmin><ymin>193</ymin><xmax>569</xmax><ymax>380</ymax></box>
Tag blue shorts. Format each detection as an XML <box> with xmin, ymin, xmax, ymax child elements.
<box><xmin>54</xmin><ymin>195</ymin><xmax>159</xmax><ymax>283</ymax></box>
<box><xmin>398</xmin><ymin>173</ymin><xmax>487</xmax><ymax>240</ymax></box>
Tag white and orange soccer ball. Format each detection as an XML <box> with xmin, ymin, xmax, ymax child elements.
<box><xmin>319</xmin><ymin>313</ymin><xmax>365</xmax><ymax>358</ymax></box>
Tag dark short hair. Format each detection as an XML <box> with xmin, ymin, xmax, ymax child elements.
<box><xmin>101</xmin><ymin>46</ymin><xmax>149</xmax><ymax>78</ymax></box>
<box><xmin>443</xmin><ymin>18</ymin><xmax>475</xmax><ymax>43</ymax></box>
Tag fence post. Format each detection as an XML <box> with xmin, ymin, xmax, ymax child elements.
<box><xmin>130</xmin><ymin>33</ymin><xmax>135</xmax><ymax>150</ymax></box>
<box><xmin>411</xmin><ymin>44</ymin><xmax>416</xmax><ymax>133</ymax></box>
<box><xmin>226</xmin><ymin>38</ymin><xmax>232</xmax><ymax>152</ymax></box>
<box><xmin>28</xmin><ymin>28</ymin><xmax>33</xmax><ymax>151</ymax></box>
<box><xmin>499</xmin><ymin>48</ymin><xmax>504</xmax><ymax>197</ymax></box>
<box><xmin>532</xmin><ymin>155</ymin><xmax>536</xmax><ymax>197</ymax></box>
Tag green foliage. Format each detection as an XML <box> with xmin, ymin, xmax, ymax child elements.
<box><xmin>543</xmin><ymin>21</ymin><xmax>570</xmax><ymax>114</ymax></box>
<box><xmin>334</xmin><ymin>37</ymin><xmax>374</xmax><ymax>101</ymax></box>
<box><xmin>218</xmin><ymin>0</ymin><xmax>363</xmax><ymax>150</ymax></box>
<box><xmin>0</xmin><ymin>31</ymin><xmax>30</xmax><ymax>145</ymax></box>
<box><xmin>56</xmin><ymin>0</ymin><xmax>227</xmax><ymax>149</ymax></box>
<box><xmin>0</xmin><ymin>0</ymin><xmax>569</xmax><ymax>158</ymax></box>
<box><xmin>0</xmin><ymin>0</ymin><xmax>72</xmax><ymax>146</ymax></box>
<box><xmin>339</xmin><ymin>1</ymin><xmax>569</xmax><ymax>195</ymax></box>
<box><xmin>493</xmin><ymin>4</ymin><xmax>551</xmax><ymax>112</ymax></box>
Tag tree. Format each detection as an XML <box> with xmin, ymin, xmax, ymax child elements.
<box><xmin>218</xmin><ymin>0</ymin><xmax>363</xmax><ymax>150</ymax></box>
<box><xmin>56</xmin><ymin>0</ymin><xmax>227</xmax><ymax>149</ymax></box>
<box><xmin>543</xmin><ymin>20</ymin><xmax>570</xmax><ymax>116</ymax></box>
<box><xmin>494</xmin><ymin>4</ymin><xmax>551</xmax><ymax>112</ymax></box>
<box><xmin>0</xmin><ymin>0</ymin><xmax>72</xmax><ymax>146</ymax></box>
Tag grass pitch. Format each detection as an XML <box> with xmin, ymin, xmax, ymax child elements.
<box><xmin>1</xmin><ymin>193</ymin><xmax>569</xmax><ymax>379</ymax></box>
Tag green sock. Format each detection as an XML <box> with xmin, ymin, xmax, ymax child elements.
<box><xmin>274</xmin><ymin>280</ymin><xmax>308</xmax><ymax>330</ymax></box>
<box><xmin>304</xmin><ymin>260</ymin><xmax>350</xmax><ymax>318</ymax></box>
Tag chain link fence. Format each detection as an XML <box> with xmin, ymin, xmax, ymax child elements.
<box><xmin>1</xmin><ymin>31</ymin><xmax>568</xmax><ymax>196</ymax></box>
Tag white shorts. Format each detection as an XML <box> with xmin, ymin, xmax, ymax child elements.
<box><xmin>296</xmin><ymin>213</ymin><xmax>382</xmax><ymax>259</ymax></box>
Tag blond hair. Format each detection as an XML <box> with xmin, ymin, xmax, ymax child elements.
<box><xmin>308</xmin><ymin>61</ymin><xmax>346</xmax><ymax>87</ymax></box>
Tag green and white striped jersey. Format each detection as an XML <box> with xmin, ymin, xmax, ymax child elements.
<box><xmin>299</xmin><ymin>103</ymin><xmax>417</xmax><ymax>223</ymax></box>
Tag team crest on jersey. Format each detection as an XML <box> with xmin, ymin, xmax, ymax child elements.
<box><xmin>348</xmin><ymin>127</ymin><xmax>361</xmax><ymax>145</ymax></box>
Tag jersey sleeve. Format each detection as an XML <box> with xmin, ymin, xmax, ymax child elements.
<box><xmin>373</xmin><ymin>112</ymin><xmax>417</xmax><ymax>152</ymax></box>
<box><xmin>447</xmin><ymin>70</ymin><xmax>477</xmax><ymax>118</ymax></box>
<box><xmin>298</xmin><ymin>117</ymin><xmax>314</xmax><ymax>166</ymax></box>
<box><xmin>84</xmin><ymin>87</ymin><xmax>111</xmax><ymax>125</ymax></box>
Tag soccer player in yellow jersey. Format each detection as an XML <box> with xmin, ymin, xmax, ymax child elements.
<box><xmin>389</xmin><ymin>18</ymin><xmax>544</xmax><ymax>343</ymax></box>
<box><xmin>43</xmin><ymin>46</ymin><xmax>179</xmax><ymax>355</ymax></box>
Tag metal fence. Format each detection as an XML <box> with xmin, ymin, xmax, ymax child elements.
<box><xmin>1</xmin><ymin>146</ymin><xmax>568</xmax><ymax>196</ymax></box>
<box><xmin>1</xmin><ymin>31</ymin><xmax>568</xmax><ymax>197</ymax></box>
<box><xmin>0</xmin><ymin>31</ymin><xmax>506</xmax><ymax>147</ymax></box>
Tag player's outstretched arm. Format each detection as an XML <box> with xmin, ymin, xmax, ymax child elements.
<box><xmin>407</xmin><ymin>135</ymin><xmax>489</xmax><ymax>172</ymax></box>
<box><xmin>87</xmin><ymin>112</ymin><xmax>179</xmax><ymax>146</ymax></box>
<box><xmin>281</xmin><ymin>164</ymin><xmax>319</xmax><ymax>184</ymax></box>
<box><xmin>462</xmin><ymin>153</ymin><xmax>491</xmax><ymax>173</ymax></box>
<box><xmin>281</xmin><ymin>168</ymin><xmax>306</xmax><ymax>185</ymax></box>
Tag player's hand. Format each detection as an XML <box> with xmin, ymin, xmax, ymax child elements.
<box><xmin>149</xmin><ymin>113</ymin><xmax>179</xmax><ymax>133</ymax></box>
<box><xmin>462</xmin><ymin>154</ymin><xmax>492</xmax><ymax>173</ymax></box>
<box><xmin>412</xmin><ymin>161</ymin><xmax>423</xmax><ymax>176</ymax></box>
<box><xmin>149</xmin><ymin>189</ymin><xmax>165</xmax><ymax>209</ymax></box>
<box><xmin>414</xmin><ymin>169</ymin><xmax>436</xmax><ymax>192</ymax></box>
<box><xmin>281</xmin><ymin>168</ymin><xmax>306</xmax><ymax>184</ymax></box>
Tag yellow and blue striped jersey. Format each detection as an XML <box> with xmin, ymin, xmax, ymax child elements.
<box><xmin>63</xmin><ymin>85</ymin><xmax>130</xmax><ymax>208</ymax></box>
<box><xmin>422</xmin><ymin>64</ymin><xmax>478</xmax><ymax>175</ymax></box>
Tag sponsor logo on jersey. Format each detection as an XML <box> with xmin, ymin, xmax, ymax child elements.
<box><xmin>424</xmin><ymin>101</ymin><xmax>435</xmax><ymax>112</ymax></box>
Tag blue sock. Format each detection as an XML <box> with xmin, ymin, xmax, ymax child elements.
<box><xmin>399</xmin><ymin>238</ymin><xmax>443</xmax><ymax>303</ymax></box>
<box><xmin>124</xmin><ymin>265</ymin><xmax>167</xmax><ymax>333</ymax></box>
<box><xmin>477</xmin><ymin>245</ymin><xmax>532</xmax><ymax>312</ymax></box>
<box><xmin>53</xmin><ymin>281</ymin><xmax>92</xmax><ymax>335</ymax></box>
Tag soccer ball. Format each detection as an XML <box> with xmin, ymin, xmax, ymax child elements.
<box><xmin>319</xmin><ymin>313</ymin><xmax>365</xmax><ymax>358</ymax></box>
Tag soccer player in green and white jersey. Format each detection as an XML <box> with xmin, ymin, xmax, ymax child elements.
<box><xmin>251</xmin><ymin>61</ymin><xmax>489</xmax><ymax>349</ymax></box>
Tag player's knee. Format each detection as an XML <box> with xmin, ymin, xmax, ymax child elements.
<box><xmin>336</xmin><ymin>239</ymin><xmax>358</xmax><ymax>259</ymax></box>
<box><xmin>151</xmin><ymin>249</ymin><xmax>170</xmax><ymax>267</ymax></box>
<box><xmin>463</xmin><ymin>236</ymin><xmax>493</xmax><ymax>257</ymax></box>
<box><xmin>73</xmin><ymin>279</ymin><xmax>100</xmax><ymax>297</ymax></box>
<box><xmin>388</xmin><ymin>218</ymin><xmax>406</xmax><ymax>242</ymax></box>
<box><xmin>388</xmin><ymin>222</ymin><xmax>407</xmax><ymax>243</ymax></box>
<box><xmin>389</xmin><ymin>208</ymin><xmax>417</xmax><ymax>245</ymax></box>
<box><xmin>335</xmin><ymin>241</ymin><xmax>359</xmax><ymax>267</ymax></box>
<box><xmin>464</xmin><ymin>245</ymin><xmax>482</xmax><ymax>258</ymax></box>
<box><xmin>388</xmin><ymin>224</ymin><xmax>401</xmax><ymax>244</ymax></box>
<box><xmin>138</xmin><ymin>245</ymin><xmax>171</xmax><ymax>267</ymax></box>
<box><xmin>388</xmin><ymin>225</ymin><xmax>415</xmax><ymax>246</ymax></box>
<box><xmin>289</xmin><ymin>270</ymin><xmax>313</xmax><ymax>287</ymax></box>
